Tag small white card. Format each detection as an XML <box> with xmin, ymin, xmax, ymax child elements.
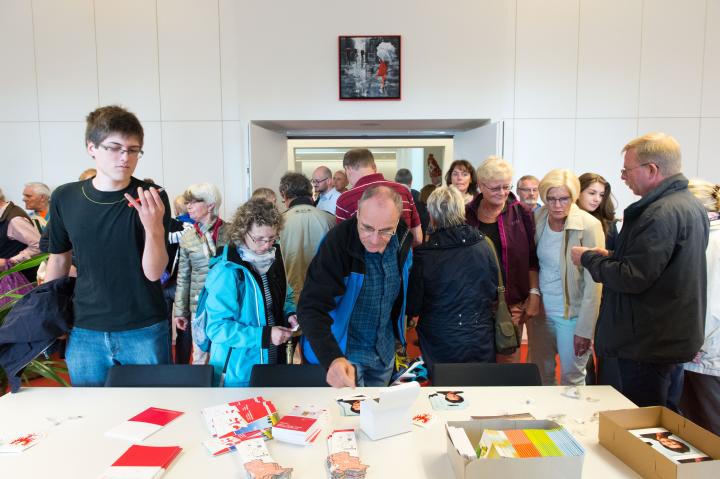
<box><xmin>0</xmin><ymin>432</ymin><xmax>45</xmax><ymax>453</ymax></box>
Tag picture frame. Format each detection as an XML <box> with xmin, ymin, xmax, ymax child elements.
<box><xmin>338</xmin><ymin>35</ymin><xmax>401</xmax><ymax>100</ymax></box>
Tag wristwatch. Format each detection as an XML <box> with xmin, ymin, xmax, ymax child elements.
<box><xmin>529</xmin><ymin>288</ymin><xmax>542</xmax><ymax>296</ymax></box>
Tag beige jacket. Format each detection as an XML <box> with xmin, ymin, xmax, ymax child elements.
<box><xmin>173</xmin><ymin>218</ymin><xmax>230</xmax><ymax>317</ymax></box>
<box><xmin>534</xmin><ymin>204</ymin><xmax>604</xmax><ymax>339</ymax></box>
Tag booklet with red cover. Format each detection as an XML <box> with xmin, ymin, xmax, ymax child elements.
<box><xmin>98</xmin><ymin>444</ymin><xmax>182</xmax><ymax>479</ymax></box>
<box><xmin>106</xmin><ymin>407</ymin><xmax>184</xmax><ymax>442</ymax></box>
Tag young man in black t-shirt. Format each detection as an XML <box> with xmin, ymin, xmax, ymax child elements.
<box><xmin>45</xmin><ymin>105</ymin><xmax>171</xmax><ymax>386</ymax></box>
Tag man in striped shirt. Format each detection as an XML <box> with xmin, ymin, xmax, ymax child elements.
<box><xmin>335</xmin><ymin>148</ymin><xmax>422</xmax><ymax>246</ymax></box>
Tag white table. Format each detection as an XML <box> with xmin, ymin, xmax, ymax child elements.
<box><xmin>0</xmin><ymin>385</ymin><xmax>639</xmax><ymax>478</ymax></box>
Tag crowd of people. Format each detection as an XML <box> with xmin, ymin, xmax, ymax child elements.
<box><xmin>1</xmin><ymin>105</ymin><xmax>718</xmax><ymax>435</ymax></box>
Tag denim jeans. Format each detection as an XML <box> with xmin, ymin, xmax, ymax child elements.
<box><xmin>353</xmin><ymin>355</ymin><xmax>395</xmax><ymax>387</ymax></box>
<box><xmin>66</xmin><ymin>321</ymin><xmax>171</xmax><ymax>386</ymax></box>
<box><xmin>528</xmin><ymin>314</ymin><xmax>591</xmax><ymax>385</ymax></box>
<box><xmin>617</xmin><ymin>358</ymin><xmax>684</xmax><ymax>412</ymax></box>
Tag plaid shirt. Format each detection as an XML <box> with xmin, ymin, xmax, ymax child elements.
<box><xmin>346</xmin><ymin>236</ymin><xmax>401</xmax><ymax>367</ymax></box>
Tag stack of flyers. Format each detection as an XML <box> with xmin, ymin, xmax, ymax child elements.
<box><xmin>201</xmin><ymin>396</ymin><xmax>279</xmax><ymax>439</ymax></box>
<box><xmin>236</xmin><ymin>438</ymin><xmax>293</xmax><ymax>478</ymax></box>
<box><xmin>272</xmin><ymin>404</ymin><xmax>329</xmax><ymax>445</ymax></box>
<box><xmin>629</xmin><ymin>427</ymin><xmax>713</xmax><ymax>464</ymax></box>
<box><xmin>202</xmin><ymin>429</ymin><xmax>270</xmax><ymax>457</ymax></box>
<box><xmin>105</xmin><ymin>407</ymin><xmax>184</xmax><ymax>442</ymax></box>
<box><xmin>0</xmin><ymin>432</ymin><xmax>45</xmax><ymax>453</ymax></box>
<box><xmin>476</xmin><ymin>427</ymin><xmax>584</xmax><ymax>459</ymax></box>
<box><xmin>428</xmin><ymin>390</ymin><xmax>467</xmax><ymax>410</ymax></box>
<box><xmin>97</xmin><ymin>445</ymin><xmax>182</xmax><ymax>479</ymax></box>
<box><xmin>335</xmin><ymin>395</ymin><xmax>371</xmax><ymax>416</ymax></box>
<box><xmin>326</xmin><ymin>429</ymin><xmax>369</xmax><ymax>479</ymax></box>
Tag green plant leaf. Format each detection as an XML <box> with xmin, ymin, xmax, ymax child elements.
<box><xmin>22</xmin><ymin>359</ymin><xmax>69</xmax><ymax>387</ymax></box>
<box><xmin>0</xmin><ymin>253</ymin><xmax>49</xmax><ymax>279</ymax></box>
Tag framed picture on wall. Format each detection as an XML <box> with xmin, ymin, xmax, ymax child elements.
<box><xmin>339</xmin><ymin>35</ymin><xmax>401</xmax><ymax>100</ymax></box>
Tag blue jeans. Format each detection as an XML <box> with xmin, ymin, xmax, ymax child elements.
<box><xmin>528</xmin><ymin>314</ymin><xmax>591</xmax><ymax>385</ymax></box>
<box><xmin>353</xmin><ymin>355</ymin><xmax>395</xmax><ymax>387</ymax></box>
<box><xmin>617</xmin><ymin>359</ymin><xmax>684</xmax><ymax>411</ymax></box>
<box><xmin>66</xmin><ymin>321</ymin><xmax>171</xmax><ymax>386</ymax></box>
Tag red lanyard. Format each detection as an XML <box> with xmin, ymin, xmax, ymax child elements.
<box><xmin>194</xmin><ymin>218</ymin><xmax>223</xmax><ymax>243</ymax></box>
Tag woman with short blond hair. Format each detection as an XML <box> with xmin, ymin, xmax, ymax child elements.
<box><xmin>531</xmin><ymin>169</ymin><xmax>604</xmax><ymax>385</ymax></box>
<box><xmin>466</xmin><ymin>156</ymin><xmax>540</xmax><ymax>363</ymax></box>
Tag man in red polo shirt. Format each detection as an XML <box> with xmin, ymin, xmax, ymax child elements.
<box><xmin>335</xmin><ymin>148</ymin><xmax>422</xmax><ymax>246</ymax></box>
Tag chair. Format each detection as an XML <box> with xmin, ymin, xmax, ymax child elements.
<box><xmin>104</xmin><ymin>364</ymin><xmax>214</xmax><ymax>387</ymax></box>
<box><xmin>432</xmin><ymin>362</ymin><xmax>542</xmax><ymax>387</ymax></box>
<box><xmin>249</xmin><ymin>364</ymin><xmax>329</xmax><ymax>387</ymax></box>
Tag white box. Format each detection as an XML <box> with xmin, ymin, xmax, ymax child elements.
<box><xmin>360</xmin><ymin>381</ymin><xmax>420</xmax><ymax>440</ymax></box>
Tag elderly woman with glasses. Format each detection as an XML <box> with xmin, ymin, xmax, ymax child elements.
<box><xmin>172</xmin><ymin>183</ymin><xmax>230</xmax><ymax>365</ymax></box>
<box><xmin>466</xmin><ymin>156</ymin><xmax>540</xmax><ymax>363</ymax></box>
<box><xmin>530</xmin><ymin>169</ymin><xmax>604</xmax><ymax>385</ymax></box>
<box><xmin>407</xmin><ymin>186</ymin><xmax>498</xmax><ymax>379</ymax></box>
<box><xmin>203</xmin><ymin>197</ymin><xmax>297</xmax><ymax>386</ymax></box>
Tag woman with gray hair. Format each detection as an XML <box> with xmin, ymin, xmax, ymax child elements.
<box><xmin>407</xmin><ymin>186</ymin><xmax>498</xmax><ymax>380</ymax></box>
<box><xmin>530</xmin><ymin>169</ymin><xmax>604</xmax><ymax>385</ymax></box>
<box><xmin>204</xmin><ymin>198</ymin><xmax>297</xmax><ymax>386</ymax></box>
<box><xmin>173</xmin><ymin>182</ymin><xmax>229</xmax><ymax>364</ymax></box>
<box><xmin>466</xmin><ymin>156</ymin><xmax>540</xmax><ymax>363</ymax></box>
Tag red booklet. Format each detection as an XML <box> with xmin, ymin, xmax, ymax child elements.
<box><xmin>106</xmin><ymin>407</ymin><xmax>184</xmax><ymax>442</ymax></box>
<box><xmin>98</xmin><ymin>445</ymin><xmax>182</xmax><ymax>479</ymax></box>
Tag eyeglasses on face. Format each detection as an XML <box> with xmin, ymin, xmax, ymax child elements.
<box><xmin>620</xmin><ymin>162</ymin><xmax>653</xmax><ymax>176</ymax></box>
<box><xmin>481</xmin><ymin>182</ymin><xmax>513</xmax><ymax>193</ymax></box>
<box><xmin>98</xmin><ymin>143</ymin><xmax>144</xmax><ymax>158</ymax></box>
<box><xmin>311</xmin><ymin>177</ymin><xmax>331</xmax><ymax>185</ymax></box>
<box><xmin>247</xmin><ymin>232</ymin><xmax>276</xmax><ymax>245</ymax></box>
<box><xmin>357</xmin><ymin>221</ymin><xmax>398</xmax><ymax>239</ymax></box>
<box><xmin>546</xmin><ymin>196</ymin><xmax>572</xmax><ymax>206</ymax></box>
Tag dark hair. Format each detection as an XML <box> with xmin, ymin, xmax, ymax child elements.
<box><xmin>394</xmin><ymin>168</ymin><xmax>412</xmax><ymax>186</ymax></box>
<box><xmin>444</xmin><ymin>160</ymin><xmax>478</xmax><ymax>196</ymax></box>
<box><xmin>439</xmin><ymin>391</ymin><xmax>465</xmax><ymax>404</ymax></box>
<box><xmin>85</xmin><ymin>105</ymin><xmax>144</xmax><ymax>147</ymax></box>
<box><xmin>577</xmin><ymin>173</ymin><xmax>616</xmax><ymax>236</ymax></box>
<box><xmin>279</xmin><ymin>172</ymin><xmax>312</xmax><ymax>200</ymax></box>
<box><xmin>343</xmin><ymin>148</ymin><xmax>375</xmax><ymax>169</ymax></box>
<box><xmin>640</xmin><ymin>432</ymin><xmax>691</xmax><ymax>453</ymax></box>
<box><xmin>419</xmin><ymin>184</ymin><xmax>437</xmax><ymax>203</ymax></box>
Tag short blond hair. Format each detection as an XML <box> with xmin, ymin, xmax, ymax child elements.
<box><xmin>229</xmin><ymin>198</ymin><xmax>284</xmax><ymax>246</ymax></box>
<box><xmin>183</xmin><ymin>182</ymin><xmax>222</xmax><ymax>215</ymax></box>
<box><xmin>426</xmin><ymin>186</ymin><xmax>466</xmax><ymax>229</ymax></box>
<box><xmin>688</xmin><ymin>179</ymin><xmax>720</xmax><ymax>213</ymax></box>
<box><xmin>623</xmin><ymin>132</ymin><xmax>681</xmax><ymax>177</ymax></box>
<box><xmin>539</xmin><ymin>169</ymin><xmax>581</xmax><ymax>203</ymax></box>
<box><xmin>476</xmin><ymin>156</ymin><xmax>514</xmax><ymax>183</ymax></box>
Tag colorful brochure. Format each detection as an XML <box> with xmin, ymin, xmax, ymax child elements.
<box><xmin>105</xmin><ymin>407</ymin><xmax>184</xmax><ymax>442</ymax></box>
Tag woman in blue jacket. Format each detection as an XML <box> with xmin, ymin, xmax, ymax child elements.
<box><xmin>204</xmin><ymin>198</ymin><xmax>297</xmax><ymax>386</ymax></box>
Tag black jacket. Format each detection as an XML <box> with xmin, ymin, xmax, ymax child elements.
<box><xmin>0</xmin><ymin>277</ymin><xmax>75</xmax><ymax>392</ymax></box>
<box><xmin>407</xmin><ymin>225</ymin><xmax>498</xmax><ymax>373</ymax></box>
<box><xmin>298</xmin><ymin>217</ymin><xmax>413</xmax><ymax>369</ymax></box>
<box><xmin>582</xmin><ymin>174</ymin><xmax>709</xmax><ymax>363</ymax></box>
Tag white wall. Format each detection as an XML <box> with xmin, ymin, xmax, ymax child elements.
<box><xmin>1</xmin><ymin>0</ymin><xmax>719</xmax><ymax>216</ymax></box>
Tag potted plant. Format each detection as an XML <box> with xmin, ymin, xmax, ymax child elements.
<box><xmin>0</xmin><ymin>254</ymin><xmax>69</xmax><ymax>394</ymax></box>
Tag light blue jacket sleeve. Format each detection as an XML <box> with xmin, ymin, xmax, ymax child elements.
<box><xmin>204</xmin><ymin>265</ymin><xmax>264</xmax><ymax>349</ymax></box>
<box><xmin>284</xmin><ymin>282</ymin><xmax>296</xmax><ymax>317</ymax></box>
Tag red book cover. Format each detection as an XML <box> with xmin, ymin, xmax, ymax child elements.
<box><xmin>128</xmin><ymin>407</ymin><xmax>184</xmax><ymax>426</ymax></box>
<box><xmin>274</xmin><ymin>415</ymin><xmax>316</xmax><ymax>433</ymax></box>
<box><xmin>112</xmin><ymin>445</ymin><xmax>182</xmax><ymax>468</ymax></box>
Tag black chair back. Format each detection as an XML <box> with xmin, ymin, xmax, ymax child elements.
<box><xmin>249</xmin><ymin>364</ymin><xmax>329</xmax><ymax>387</ymax></box>
<box><xmin>432</xmin><ymin>362</ymin><xmax>542</xmax><ymax>387</ymax></box>
<box><xmin>104</xmin><ymin>364</ymin><xmax>214</xmax><ymax>387</ymax></box>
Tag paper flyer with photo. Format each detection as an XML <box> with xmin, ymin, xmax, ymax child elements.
<box><xmin>629</xmin><ymin>427</ymin><xmax>712</xmax><ymax>464</ymax></box>
<box><xmin>428</xmin><ymin>390</ymin><xmax>467</xmax><ymax>410</ymax></box>
<box><xmin>335</xmin><ymin>395</ymin><xmax>371</xmax><ymax>416</ymax></box>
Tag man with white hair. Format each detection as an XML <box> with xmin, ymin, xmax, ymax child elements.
<box><xmin>298</xmin><ymin>185</ymin><xmax>413</xmax><ymax>388</ymax></box>
<box><xmin>0</xmin><ymin>187</ymin><xmax>41</xmax><ymax>279</ymax></box>
<box><xmin>23</xmin><ymin>182</ymin><xmax>51</xmax><ymax>231</ymax></box>
<box><xmin>571</xmin><ymin>132</ymin><xmax>709</xmax><ymax>410</ymax></box>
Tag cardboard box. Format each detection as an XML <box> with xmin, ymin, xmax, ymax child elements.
<box><xmin>599</xmin><ymin>407</ymin><xmax>720</xmax><ymax>479</ymax></box>
<box><xmin>446</xmin><ymin>419</ymin><xmax>584</xmax><ymax>479</ymax></box>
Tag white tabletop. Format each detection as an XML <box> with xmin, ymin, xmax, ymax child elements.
<box><xmin>0</xmin><ymin>385</ymin><xmax>639</xmax><ymax>478</ymax></box>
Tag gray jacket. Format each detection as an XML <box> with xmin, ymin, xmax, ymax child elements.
<box><xmin>173</xmin><ymin>219</ymin><xmax>230</xmax><ymax>317</ymax></box>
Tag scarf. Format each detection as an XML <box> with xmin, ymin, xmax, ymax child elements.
<box><xmin>238</xmin><ymin>244</ymin><xmax>276</xmax><ymax>275</ymax></box>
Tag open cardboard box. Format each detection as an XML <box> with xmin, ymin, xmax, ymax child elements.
<box><xmin>599</xmin><ymin>407</ymin><xmax>720</xmax><ymax>479</ymax></box>
<box><xmin>446</xmin><ymin>419</ymin><xmax>584</xmax><ymax>479</ymax></box>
